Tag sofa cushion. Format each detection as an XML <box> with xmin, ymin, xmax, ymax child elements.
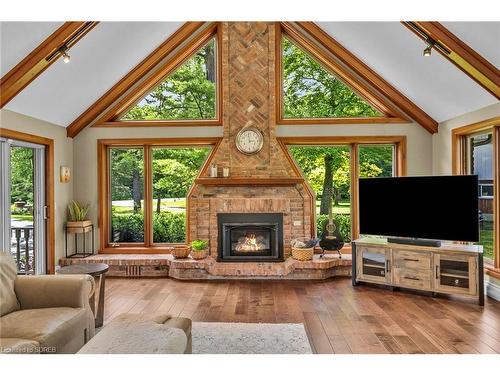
<box><xmin>0</xmin><ymin>252</ymin><xmax>20</xmax><ymax>316</ymax></box>
<box><xmin>78</xmin><ymin>314</ymin><xmax>189</xmax><ymax>354</ymax></box>
<box><xmin>0</xmin><ymin>338</ymin><xmax>40</xmax><ymax>354</ymax></box>
<box><xmin>0</xmin><ymin>307</ymin><xmax>87</xmax><ymax>352</ymax></box>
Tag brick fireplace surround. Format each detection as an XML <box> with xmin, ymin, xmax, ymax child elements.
<box><xmin>189</xmin><ymin>22</ymin><xmax>312</xmax><ymax>259</ymax></box>
<box><xmin>61</xmin><ymin>22</ymin><xmax>352</xmax><ymax>279</ymax></box>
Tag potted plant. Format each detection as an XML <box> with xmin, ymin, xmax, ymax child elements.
<box><xmin>66</xmin><ymin>200</ymin><xmax>91</xmax><ymax>233</ymax></box>
<box><xmin>190</xmin><ymin>239</ymin><xmax>209</xmax><ymax>260</ymax></box>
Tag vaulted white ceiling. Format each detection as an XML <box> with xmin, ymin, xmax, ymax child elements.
<box><xmin>2</xmin><ymin>22</ymin><xmax>182</xmax><ymax>126</ymax></box>
<box><xmin>316</xmin><ymin>22</ymin><xmax>499</xmax><ymax>122</ymax></box>
<box><xmin>0</xmin><ymin>22</ymin><xmax>64</xmax><ymax>76</ymax></box>
<box><xmin>1</xmin><ymin>21</ymin><xmax>499</xmax><ymax>127</ymax></box>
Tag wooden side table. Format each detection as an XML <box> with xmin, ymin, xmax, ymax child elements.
<box><xmin>57</xmin><ymin>263</ymin><xmax>109</xmax><ymax>327</ymax></box>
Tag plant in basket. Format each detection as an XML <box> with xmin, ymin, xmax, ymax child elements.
<box><xmin>290</xmin><ymin>237</ymin><xmax>319</xmax><ymax>261</ymax></box>
<box><xmin>66</xmin><ymin>201</ymin><xmax>92</xmax><ymax>232</ymax></box>
<box><xmin>190</xmin><ymin>239</ymin><xmax>209</xmax><ymax>260</ymax></box>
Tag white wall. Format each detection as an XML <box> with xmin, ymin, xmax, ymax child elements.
<box><xmin>0</xmin><ymin>109</ymin><xmax>73</xmax><ymax>267</ymax></box>
<box><xmin>432</xmin><ymin>102</ymin><xmax>500</xmax><ymax>175</ymax></box>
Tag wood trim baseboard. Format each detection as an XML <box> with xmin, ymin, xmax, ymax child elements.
<box><xmin>0</xmin><ymin>128</ymin><xmax>55</xmax><ymax>274</ymax></box>
<box><xmin>1</xmin><ymin>22</ymin><xmax>98</xmax><ymax>108</ymax></box>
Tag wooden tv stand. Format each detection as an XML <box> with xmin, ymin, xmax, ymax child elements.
<box><xmin>352</xmin><ymin>238</ymin><xmax>484</xmax><ymax>305</ymax></box>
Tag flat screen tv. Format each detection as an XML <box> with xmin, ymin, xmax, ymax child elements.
<box><xmin>358</xmin><ymin>175</ymin><xmax>479</xmax><ymax>243</ymax></box>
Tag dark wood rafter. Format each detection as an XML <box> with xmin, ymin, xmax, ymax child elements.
<box><xmin>277</xmin><ymin>23</ymin><xmax>410</xmax><ymax>126</ymax></box>
<box><xmin>403</xmin><ymin>22</ymin><xmax>500</xmax><ymax>100</ymax></box>
<box><xmin>289</xmin><ymin>22</ymin><xmax>439</xmax><ymax>133</ymax></box>
<box><xmin>98</xmin><ymin>137</ymin><xmax>222</xmax><ymax>253</ymax></box>
<box><xmin>0</xmin><ymin>22</ymin><xmax>98</xmax><ymax>108</ymax></box>
<box><xmin>66</xmin><ymin>22</ymin><xmax>208</xmax><ymax>137</ymax></box>
<box><xmin>0</xmin><ymin>128</ymin><xmax>55</xmax><ymax>274</ymax></box>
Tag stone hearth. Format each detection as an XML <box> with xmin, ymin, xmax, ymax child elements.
<box><xmin>60</xmin><ymin>253</ymin><xmax>351</xmax><ymax>280</ymax></box>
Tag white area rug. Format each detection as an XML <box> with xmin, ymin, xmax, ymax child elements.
<box><xmin>192</xmin><ymin>322</ymin><xmax>313</xmax><ymax>354</ymax></box>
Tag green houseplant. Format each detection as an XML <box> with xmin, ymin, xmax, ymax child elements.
<box><xmin>190</xmin><ymin>239</ymin><xmax>209</xmax><ymax>260</ymax></box>
<box><xmin>66</xmin><ymin>201</ymin><xmax>91</xmax><ymax>232</ymax></box>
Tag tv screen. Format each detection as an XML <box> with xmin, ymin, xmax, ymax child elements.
<box><xmin>358</xmin><ymin>175</ymin><xmax>479</xmax><ymax>242</ymax></box>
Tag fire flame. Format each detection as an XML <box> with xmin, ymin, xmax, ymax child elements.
<box><xmin>244</xmin><ymin>234</ymin><xmax>258</xmax><ymax>250</ymax></box>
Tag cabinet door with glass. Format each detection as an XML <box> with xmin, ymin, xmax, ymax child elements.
<box><xmin>434</xmin><ymin>253</ymin><xmax>477</xmax><ymax>296</ymax></box>
<box><xmin>356</xmin><ymin>246</ymin><xmax>392</xmax><ymax>284</ymax></box>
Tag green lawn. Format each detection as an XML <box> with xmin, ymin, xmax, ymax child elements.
<box><xmin>11</xmin><ymin>214</ymin><xmax>34</xmax><ymax>221</ymax></box>
<box><xmin>316</xmin><ymin>200</ymin><xmax>350</xmax><ymax>215</ymax></box>
<box><xmin>112</xmin><ymin>198</ymin><xmax>186</xmax><ymax>216</ymax></box>
<box><xmin>479</xmin><ymin>221</ymin><xmax>494</xmax><ymax>260</ymax></box>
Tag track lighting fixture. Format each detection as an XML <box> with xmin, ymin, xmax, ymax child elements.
<box><xmin>423</xmin><ymin>39</ymin><xmax>434</xmax><ymax>57</ymax></box>
<box><xmin>60</xmin><ymin>46</ymin><xmax>71</xmax><ymax>63</ymax></box>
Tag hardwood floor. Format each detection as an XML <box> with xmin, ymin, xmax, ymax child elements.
<box><xmin>103</xmin><ymin>277</ymin><xmax>500</xmax><ymax>354</ymax></box>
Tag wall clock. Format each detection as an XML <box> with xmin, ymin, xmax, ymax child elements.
<box><xmin>235</xmin><ymin>127</ymin><xmax>264</xmax><ymax>155</ymax></box>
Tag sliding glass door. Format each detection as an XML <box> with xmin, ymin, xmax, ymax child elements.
<box><xmin>0</xmin><ymin>137</ymin><xmax>46</xmax><ymax>274</ymax></box>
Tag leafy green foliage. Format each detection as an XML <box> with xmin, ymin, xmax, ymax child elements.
<box><xmin>282</xmin><ymin>37</ymin><xmax>381</xmax><ymax>119</ymax></box>
<box><xmin>152</xmin><ymin>147</ymin><xmax>210</xmax><ymax>211</ymax></box>
<box><xmin>67</xmin><ymin>200</ymin><xmax>90</xmax><ymax>221</ymax></box>
<box><xmin>317</xmin><ymin>214</ymin><xmax>351</xmax><ymax>242</ymax></box>
<box><xmin>153</xmin><ymin>212</ymin><xmax>186</xmax><ymax>243</ymax></box>
<box><xmin>10</xmin><ymin>147</ymin><xmax>33</xmax><ymax>204</ymax></box>
<box><xmin>111</xmin><ymin>213</ymin><xmax>144</xmax><ymax>242</ymax></box>
<box><xmin>191</xmin><ymin>239</ymin><xmax>209</xmax><ymax>251</ymax></box>
<box><xmin>122</xmin><ymin>39</ymin><xmax>216</xmax><ymax>121</ymax></box>
<box><xmin>359</xmin><ymin>145</ymin><xmax>393</xmax><ymax>177</ymax></box>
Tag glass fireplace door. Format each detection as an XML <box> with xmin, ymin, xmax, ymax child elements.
<box><xmin>230</xmin><ymin>225</ymin><xmax>274</xmax><ymax>257</ymax></box>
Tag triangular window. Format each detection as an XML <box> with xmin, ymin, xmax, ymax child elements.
<box><xmin>120</xmin><ymin>37</ymin><xmax>217</xmax><ymax>121</ymax></box>
<box><xmin>282</xmin><ymin>36</ymin><xmax>382</xmax><ymax>119</ymax></box>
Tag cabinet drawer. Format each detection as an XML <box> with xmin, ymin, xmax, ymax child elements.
<box><xmin>393</xmin><ymin>250</ymin><xmax>431</xmax><ymax>270</ymax></box>
<box><xmin>393</xmin><ymin>268</ymin><xmax>432</xmax><ymax>290</ymax></box>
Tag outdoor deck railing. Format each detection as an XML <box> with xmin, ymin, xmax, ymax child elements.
<box><xmin>10</xmin><ymin>226</ymin><xmax>35</xmax><ymax>275</ymax></box>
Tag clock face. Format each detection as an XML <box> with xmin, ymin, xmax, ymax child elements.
<box><xmin>236</xmin><ymin>128</ymin><xmax>264</xmax><ymax>155</ymax></box>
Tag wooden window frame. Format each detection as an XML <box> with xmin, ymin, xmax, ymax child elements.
<box><xmin>0</xmin><ymin>128</ymin><xmax>55</xmax><ymax>274</ymax></box>
<box><xmin>93</xmin><ymin>23</ymin><xmax>223</xmax><ymax>128</ymax></box>
<box><xmin>98</xmin><ymin>137</ymin><xmax>221</xmax><ymax>254</ymax></box>
<box><xmin>452</xmin><ymin>116</ymin><xmax>500</xmax><ymax>272</ymax></box>
<box><xmin>277</xmin><ymin>136</ymin><xmax>407</xmax><ymax>250</ymax></box>
<box><xmin>275</xmin><ymin>23</ymin><xmax>410</xmax><ymax>126</ymax></box>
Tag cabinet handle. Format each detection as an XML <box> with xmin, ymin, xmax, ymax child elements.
<box><xmin>403</xmin><ymin>258</ymin><xmax>419</xmax><ymax>262</ymax></box>
<box><xmin>385</xmin><ymin>260</ymin><xmax>391</xmax><ymax>272</ymax></box>
<box><xmin>404</xmin><ymin>276</ymin><xmax>420</xmax><ymax>281</ymax></box>
<box><xmin>436</xmin><ymin>265</ymin><xmax>439</xmax><ymax>279</ymax></box>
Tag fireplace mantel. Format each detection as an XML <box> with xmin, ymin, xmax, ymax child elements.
<box><xmin>194</xmin><ymin>177</ymin><xmax>303</xmax><ymax>186</ymax></box>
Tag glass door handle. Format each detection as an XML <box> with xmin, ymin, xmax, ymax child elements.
<box><xmin>436</xmin><ymin>265</ymin><xmax>440</xmax><ymax>279</ymax></box>
<box><xmin>385</xmin><ymin>260</ymin><xmax>391</xmax><ymax>272</ymax></box>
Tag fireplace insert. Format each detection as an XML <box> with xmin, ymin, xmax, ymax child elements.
<box><xmin>217</xmin><ymin>213</ymin><xmax>284</xmax><ymax>262</ymax></box>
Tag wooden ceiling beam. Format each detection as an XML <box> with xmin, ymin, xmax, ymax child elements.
<box><xmin>0</xmin><ymin>22</ymin><xmax>98</xmax><ymax>108</ymax></box>
<box><xmin>293</xmin><ymin>22</ymin><xmax>439</xmax><ymax>134</ymax></box>
<box><xmin>404</xmin><ymin>21</ymin><xmax>500</xmax><ymax>100</ymax></box>
<box><xmin>66</xmin><ymin>22</ymin><xmax>206</xmax><ymax>138</ymax></box>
